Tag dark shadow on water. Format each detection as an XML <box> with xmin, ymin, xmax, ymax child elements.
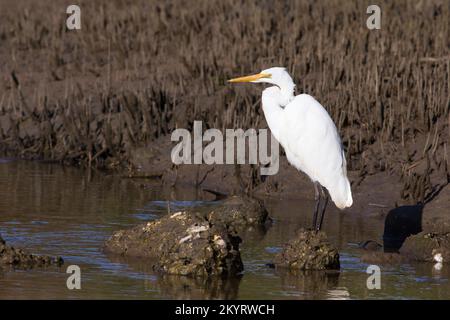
<box><xmin>383</xmin><ymin>205</ymin><xmax>423</xmax><ymax>252</ymax></box>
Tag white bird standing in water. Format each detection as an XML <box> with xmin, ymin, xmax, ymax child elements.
<box><xmin>228</xmin><ymin>67</ymin><xmax>353</xmax><ymax>231</ymax></box>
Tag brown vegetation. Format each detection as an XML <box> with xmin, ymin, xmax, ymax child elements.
<box><xmin>0</xmin><ymin>0</ymin><xmax>448</xmax><ymax>204</ymax></box>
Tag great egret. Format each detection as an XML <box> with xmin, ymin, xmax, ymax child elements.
<box><xmin>228</xmin><ymin>67</ymin><xmax>353</xmax><ymax>231</ymax></box>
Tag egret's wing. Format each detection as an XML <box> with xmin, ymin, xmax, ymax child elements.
<box><xmin>280</xmin><ymin>94</ymin><xmax>344</xmax><ymax>181</ymax></box>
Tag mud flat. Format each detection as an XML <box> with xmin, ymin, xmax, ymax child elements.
<box><xmin>0</xmin><ymin>1</ymin><xmax>447</xmax><ymax>203</ymax></box>
<box><xmin>0</xmin><ymin>234</ymin><xmax>63</xmax><ymax>269</ymax></box>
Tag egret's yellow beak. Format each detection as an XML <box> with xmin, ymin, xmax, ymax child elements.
<box><xmin>228</xmin><ymin>73</ymin><xmax>271</xmax><ymax>83</ymax></box>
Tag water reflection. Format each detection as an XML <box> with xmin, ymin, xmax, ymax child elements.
<box><xmin>276</xmin><ymin>269</ymin><xmax>340</xmax><ymax>299</ymax></box>
<box><xmin>157</xmin><ymin>275</ymin><xmax>242</xmax><ymax>300</ymax></box>
<box><xmin>107</xmin><ymin>255</ymin><xmax>242</xmax><ymax>299</ymax></box>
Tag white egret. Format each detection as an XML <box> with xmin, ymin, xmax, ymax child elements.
<box><xmin>228</xmin><ymin>67</ymin><xmax>353</xmax><ymax>231</ymax></box>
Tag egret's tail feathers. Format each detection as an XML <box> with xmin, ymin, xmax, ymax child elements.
<box><xmin>329</xmin><ymin>151</ymin><xmax>353</xmax><ymax>209</ymax></box>
<box><xmin>330</xmin><ymin>176</ymin><xmax>353</xmax><ymax>209</ymax></box>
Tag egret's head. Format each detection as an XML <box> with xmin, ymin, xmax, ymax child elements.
<box><xmin>228</xmin><ymin>67</ymin><xmax>295</xmax><ymax>91</ymax></box>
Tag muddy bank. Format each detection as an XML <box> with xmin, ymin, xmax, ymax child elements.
<box><xmin>420</xmin><ymin>185</ymin><xmax>450</xmax><ymax>234</ymax></box>
<box><xmin>0</xmin><ymin>234</ymin><xmax>63</xmax><ymax>269</ymax></box>
<box><xmin>0</xmin><ymin>0</ymin><xmax>447</xmax><ymax>200</ymax></box>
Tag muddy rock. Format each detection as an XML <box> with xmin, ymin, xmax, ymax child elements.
<box><xmin>0</xmin><ymin>235</ymin><xmax>64</xmax><ymax>269</ymax></box>
<box><xmin>206</xmin><ymin>195</ymin><xmax>269</xmax><ymax>229</ymax></box>
<box><xmin>400</xmin><ymin>232</ymin><xmax>450</xmax><ymax>263</ymax></box>
<box><xmin>104</xmin><ymin>211</ymin><xmax>243</xmax><ymax>277</ymax></box>
<box><xmin>273</xmin><ymin>229</ymin><xmax>340</xmax><ymax>270</ymax></box>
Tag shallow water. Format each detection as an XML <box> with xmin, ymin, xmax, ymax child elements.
<box><xmin>0</xmin><ymin>160</ymin><xmax>449</xmax><ymax>299</ymax></box>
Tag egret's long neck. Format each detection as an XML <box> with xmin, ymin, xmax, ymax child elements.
<box><xmin>261</xmin><ymin>87</ymin><xmax>287</xmax><ymax>143</ymax></box>
<box><xmin>279</xmin><ymin>83</ymin><xmax>295</xmax><ymax>106</ymax></box>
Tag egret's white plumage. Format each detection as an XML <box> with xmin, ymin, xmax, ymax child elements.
<box><xmin>229</xmin><ymin>67</ymin><xmax>352</xmax><ymax>228</ymax></box>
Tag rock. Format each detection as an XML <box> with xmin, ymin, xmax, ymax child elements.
<box><xmin>273</xmin><ymin>229</ymin><xmax>340</xmax><ymax>270</ymax></box>
<box><xmin>400</xmin><ymin>232</ymin><xmax>450</xmax><ymax>263</ymax></box>
<box><xmin>104</xmin><ymin>195</ymin><xmax>270</xmax><ymax>277</ymax></box>
<box><xmin>206</xmin><ymin>195</ymin><xmax>269</xmax><ymax>229</ymax></box>
<box><xmin>104</xmin><ymin>211</ymin><xmax>243</xmax><ymax>277</ymax></box>
<box><xmin>0</xmin><ymin>234</ymin><xmax>64</xmax><ymax>269</ymax></box>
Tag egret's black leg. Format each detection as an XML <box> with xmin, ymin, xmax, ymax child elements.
<box><xmin>312</xmin><ymin>182</ymin><xmax>321</xmax><ymax>230</ymax></box>
<box><xmin>317</xmin><ymin>188</ymin><xmax>329</xmax><ymax>231</ymax></box>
